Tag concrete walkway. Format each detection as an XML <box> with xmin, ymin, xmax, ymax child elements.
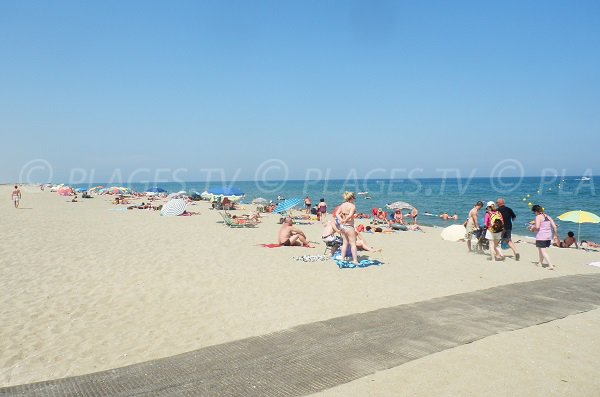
<box><xmin>3</xmin><ymin>273</ymin><xmax>600</xmax><ymax>396</ymax></box>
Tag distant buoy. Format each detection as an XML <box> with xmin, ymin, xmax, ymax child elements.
<box><xmin>528</xmin><ymin>202</ymin><xmax>532</xmax><ymax>206</ymax></box>
<box><xmin>537</xmin><ymin>190</ymin><xmax>540</xmax><ymax>194</ymax></box>
<box><xmin>527</xmin><ymin>194</ymin><xmax>530</xmax><ymax>197</ymax></box>
<box><xmin>522</xmin><ymin>198</ymin><xmax>526</xmax><ymax>201</ymax></box>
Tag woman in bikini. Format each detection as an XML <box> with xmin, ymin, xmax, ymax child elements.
<box><xmin>336</xmin><ymin>191</ymin><xmax>359</xmax><ymax>264</ymax></box>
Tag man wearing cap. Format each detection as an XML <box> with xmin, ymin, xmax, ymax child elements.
<box><xmin>466</xmin><ymin>201</ymin><xmax>483</xmax><ymax>251</ymax></box>
<box><xmin>496</xmin><ymin>198</ymin><xmax>520</xmax><ymax>261</ymax></box>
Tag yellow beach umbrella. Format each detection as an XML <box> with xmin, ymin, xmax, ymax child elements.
<box><xmin>557</xmin><ymin>210</ymin><xmax>600</xmax><ymax>246</ymax></box>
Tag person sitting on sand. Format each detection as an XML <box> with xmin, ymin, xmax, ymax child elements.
<box><xmin>322</xmin><ymin>221</ymin><xmax>342</xmax><ymax>256</ymax></box>
<box><xmin>71</xmin><ymin>195</ymin><xmax>78</xmax><ymax>202</ymax></box>
<box><xmin>278</xmin><ymin>216</ymin><xmax>312</xmax><ymax>247</ymax></box>
<box><xmin>554</xmin><ymin>231</ymin><xmax>578</xmax><ymax>248</ymax></box>
<box><xmin>389</xmin><ymin>209</ymin><xmax>404</xmax><ymax>225</ymax></box>
<box><xmin>355</xmin><ymin>226</ymin><xmax>381</xmax><ymax>253</ymax></box>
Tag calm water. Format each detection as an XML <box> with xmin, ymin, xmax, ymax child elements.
<box><xmin>73</xmin><ymin>177</ymin><xmax>599</xmax><ymax>242</ymax></box>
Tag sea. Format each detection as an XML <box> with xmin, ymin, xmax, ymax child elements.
<box><xmin>72</xmin><ymin>176</ymin><xmax>600</xmax><ymax>242</ymax></box>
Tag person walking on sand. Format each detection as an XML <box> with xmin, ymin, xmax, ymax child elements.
<box><xmin>484</xmin><ymin>201</ymin><xmax>505</xmax><ymax>261</ymax></box>
<box><xmin>12</xmin><ymin>185</ymin><xmax>21</xmax><ymax>208</ymax></box>
<box><xmin>496</xmin><ymin>198</ymin><xmax>520</xmax><ymax>261</ymax></box>
<box><xmin>336</xmin><ymin>192</ymin><xmax>359</xmax><ymax>264</ymax></box>
<box><xmin>529</xmin><ymin>204</ymin><xmax>558</xmax><ymax>270</ymax></box>
<box><xmin>465</xmin><ymin>201</ymin><xmax>483</xmax><ymax>252</ymax></box>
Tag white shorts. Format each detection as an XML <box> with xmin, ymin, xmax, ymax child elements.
<box><xmin>485</xmin><ymin>230</ymin><xmax>502</xmax><ymax>241</ymax></box>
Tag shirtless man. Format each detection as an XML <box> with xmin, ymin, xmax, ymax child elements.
<box><xmin>278</xmin><ymin>217</ymin><xmax>311</xmax><ymax>246</ymax></box>
<box><xmin>406</xmin><ymin>207</ymin><xmax>419</xmax><ymax>224</ymax></box>
<box><xmin>322</xmin><ymin>221</ymin><xmax>341</xmax><ymax>256</ymax></box>
<box><xmin>12</xmin><ymin>185</ymin><xmax>21</xmax><ymax>208</ymax></box>
<box><xmin>466</xmin><ymin>201</ymin><xmax>483</xmax><ymax>251</ymax></box>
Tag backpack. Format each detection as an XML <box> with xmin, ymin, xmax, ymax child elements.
<box><xmin>489</xmin><ymin>211</ymin><xmax>504</xmax><ymax>233</ymax></box>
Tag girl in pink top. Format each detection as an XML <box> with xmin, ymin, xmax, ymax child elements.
<box><xmin>529</xmin><ymin>204</ymin><xmax>558</xmax><ymax>270</ymax></box>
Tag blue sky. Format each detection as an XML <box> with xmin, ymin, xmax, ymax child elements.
<box><xmin>1</xmin><ymin>0</ymin><xmax>599</xmax><ymax>183</ymax></box>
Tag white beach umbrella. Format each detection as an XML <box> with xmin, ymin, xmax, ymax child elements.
<box><xmin>441</xmin><ymin>224</ymin><xmax>466</xmax><ymax>242</ymax></box>
<box><xmin>160</xmin><ymin>199</ymin><xmax>187</xmax><ymax>216</ymax></box>
<box><xmin>386</xmin><ymin>201</ymin><xmax>414</xmax><ymax>211</ymax></box>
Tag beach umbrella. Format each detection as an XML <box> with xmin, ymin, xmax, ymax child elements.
<box><xmin>74</xmin><ymin>187</ymin><xmax>87</xmax><ymax>192</ymax></box>
<box><xmin>208</xmin><ymin>187</ymin><xmax>244</xmax><ymax>196</ymax></box>
<box><xmin>273</xmin><ymin>197</ymin><xmax>302</xmax><ymax>214</ymax></box>
<box><xmin>160</xmin><ymin>199</ymin><xmax>187</xmax><ymax>216</ymax></box>
<box><xmin>441</xmin><ymin>224</ymin><xmax>466</xmax><ymax>242</ymax></box>
<box><xmin>147</xmin><ymin>187</ymin><xmax>167</xmax><ymax>193</ymax></box>
<box><xmin>386</xmin><ymin>201</ymin><xmax>415</xmax><ymax>211</ymax></box>
<box><xmin>252</xmin><ymin>197</ymin><xmax>269</xmax><ymax>205</ymax></box>
<box><xmin>57</xmin><ymin>186</ymin><xmax>73</xmax><ymax>196</ymax></box>
<box><xmin>557</xmin><ymin>210</ymin><xmax>600</xmax><ymax>244</ymax></box>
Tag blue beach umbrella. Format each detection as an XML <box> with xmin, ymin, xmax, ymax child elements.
<box><xmin>75</xmin><ymin>187</ymin><xmax>87</xmax><ymax>192</ymax></box>
<box><xmin>147</xmin><ymin>187</ymin><xmax>167</xmax><ymax>193</ymax></box>
<box><xmin>208</xmin><ymin>187</ymin><xmax>244</xmax><ymax>196</ymax></box>
<box><xmin>274</xmin><ymin>197</ymin><xmax>302</xmax><ymax>214</ymax></box>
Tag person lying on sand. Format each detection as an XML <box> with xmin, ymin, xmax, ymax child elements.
<box><xmin>278</xmin><ymin>216</ymin><xmax>313</xmax><ymax>247</ymax></box>
<box><xmin>553</xmin><ymin>231</ymin><xmax>578</xmax><ymax>248</ymax></box>
<box><xmin>581</xmin><ymin>240</ymin><xmax>600</xmax><ymax>248</ymax></box>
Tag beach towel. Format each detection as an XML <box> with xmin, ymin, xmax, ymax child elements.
<box><xmin>333</xmin><ymin>258</ymin><xmax>383</xmax><ymax>269</ymax></box>
<box><xmin>258</xmin><ymin>244</ymin><xmax>313</xmax><ymax>248</ymax></box>
<box><xmin>293</xmin><ymin>254</ymin><xmax>329</xmax><ymax>262</ymax></box>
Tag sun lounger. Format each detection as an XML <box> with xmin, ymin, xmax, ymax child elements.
<box><xmin>219</xmin><ymin>212</ymin><xmax>258</xmax><ymax>228</ymax></box>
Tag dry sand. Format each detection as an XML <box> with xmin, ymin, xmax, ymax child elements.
<box><xmin>2</xmin><ymin>185</ymin><xmax>600</xmax><ymax>394</ymax></box>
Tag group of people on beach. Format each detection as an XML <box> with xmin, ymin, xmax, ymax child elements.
<box><xmin>465</xmin><ymin>197</ymin><xmax>582</xmax><ymax>270</ymax></box>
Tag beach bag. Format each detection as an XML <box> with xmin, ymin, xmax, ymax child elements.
<box><xmin>489</xmin><ymin>211</ymin><xmax>504</xmax><ymax>233</ymax></box>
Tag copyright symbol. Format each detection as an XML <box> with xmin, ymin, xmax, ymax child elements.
<box><xmin>19</xmin><ymin>159</ymin><xmax>53</xmax><ymax>184</ymax></box>
<box><xmin>254</xmin><ymin>159</ymin><xmax>289</xmax><ymax>193</ymax></box>
<box><xmin>490</xmin><ymin>158</ymin><xmax>524</xmax><ymax>194</ymax></box>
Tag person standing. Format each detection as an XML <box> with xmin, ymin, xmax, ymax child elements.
<box><xmin>336</xmin><ymin>192</ymin><xmax>358</xmax><ymax>264</ymax></box>
<box><xmin>12</xmin><ymin>185</ymin><xmax>21</xmax><ymax>208</ymax></box>
<box><xmin>484</xmin><ymin>201</ymin><xmax>505</xmax><ymax>261</ymax></box>
<box><xmin>496</xmin><ymin>198</ymin><xmax>520</xmax><ymax>261</ymax></box>
<box><xmin>530</xmin><ymin>205</ymin><xmax>558</xmax><ymax>270</ymax></box>
<box><xmin>465</xmin><ymin>201</ymin><xmax>483</xmax><ymax>252</ymax></box>
<box><xmin>317</xmin><ymin>198</ymin><xmax>327</xmax><ymax>223</ymax></box>
<box><xmin>304</xmin><ymin>196</ymin><xmax>311</xmax><ymax>214</ymax></box>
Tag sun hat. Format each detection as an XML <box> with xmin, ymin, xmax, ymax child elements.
<box><xmin>486</xmin><ymin>201</ymin><xmax>495</xmax><ymax>208</ymax></box>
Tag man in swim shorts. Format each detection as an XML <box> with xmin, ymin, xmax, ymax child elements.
<box><xmin>278</xmin><ymin>216</ymin><xmax>311</xmax><ymax>246</ymax></box>
<box><xmin>12</xmin><ymin>185</ymin><xmax>21</xmax><ymax>208</ymax></box>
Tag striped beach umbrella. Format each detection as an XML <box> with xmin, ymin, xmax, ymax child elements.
<box><xmin>273</xmin><ymin>197</ymin><xmax>302</xmax><ymax>214</ymax></box>
<box><xmin>160</xmin><ymin>199</ymin><xmax>187</xmax><ymax>216</ymax></box>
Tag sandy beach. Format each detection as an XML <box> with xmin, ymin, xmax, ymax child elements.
<box><xmin>2</xmin><ymin>185</ymin><xmax>600</xmax><ymax>395</ymax></box>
